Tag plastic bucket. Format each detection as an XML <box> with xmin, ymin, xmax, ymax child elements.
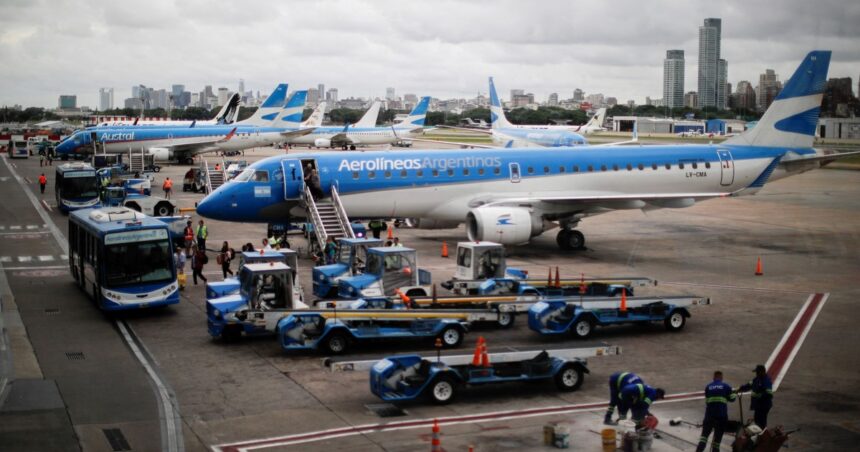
<box><xmin>601</xmin><ymin>428</ymin><xmax>616</xmax><ymax>451</ymax></box>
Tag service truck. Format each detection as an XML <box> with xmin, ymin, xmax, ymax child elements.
<box><xmin>312</xmin><ymin>237</ymin><xmax>384</xmax><ymax>298</ymax></box>
<box><xmin>101</xmin><ymin>185</ymin><xmax>176</xmax><ymax>217</ymax></box>
<box><xmin>337</xmin><ymin>247</ymin><xmax>432</xmax><ymax>299</ymax></box>
<box><xmin>206</xmin><ymin>249</ymin><xmax>304</xmax><ymax>303</ymax></box>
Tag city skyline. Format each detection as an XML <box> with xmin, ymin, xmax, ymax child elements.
<box><xmin>1</xmin><ymin>1</ymin><xmax>858</xmax><ymax>109</ymax></box>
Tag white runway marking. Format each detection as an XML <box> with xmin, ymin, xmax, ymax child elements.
<box><xmin>37</xmin><ymin>255</ymin><xmax>54</xmax><ymax>262</ymax></box>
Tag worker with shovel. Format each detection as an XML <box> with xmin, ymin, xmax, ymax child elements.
<box><xmin>695</xmin><ymin>371</ymin><xmax>737</xmax><ymax>452</ymax></box>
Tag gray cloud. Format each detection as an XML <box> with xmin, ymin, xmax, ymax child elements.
<box><xmin>1</xmin><ymin>0</ymin><xmax>857</xmax><ymax>108</ymax></box>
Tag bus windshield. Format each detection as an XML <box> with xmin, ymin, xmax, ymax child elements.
<box><xmin>104</xmin><ymin>239</ymin><xmax>173</xmax><ymax>287</ymax></box>
<box><xmin>60</xmin><ymin>174</ymin><xmax>99</xmax><ymax>199</ymax></box>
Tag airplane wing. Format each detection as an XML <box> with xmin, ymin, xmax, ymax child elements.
<box><xmin>328</xmin><ymin>132</ymin><xmax>353</xmax><ymax>145</ymax></box>
<box><xmin>396</xmin><ymin>135</ymin><xmax>496</xmax><ymax>149</ymax></box>
<box><xmin>437</xmin><ymin>125</ymin><xmax>494</xmax><ymax>136</ymax></box>
<box><xmin>466</xmin><ymin>191</ymin><xmax>731</xmax><ymax>215</ymax></box>
<box><xmin>280</xmin><ymin>127</ymin><xmax>315</xmax><ymax>138</ymax></box>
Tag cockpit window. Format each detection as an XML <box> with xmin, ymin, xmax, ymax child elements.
<box><xmin>234</xmin><ymin>168</ymin><xmax>254</xmax><ymax>182</ymax></box>
<box><xmin>252</xmin><ymin>170</ymin><xmax>269</xmax><ymax>182</ymax></box>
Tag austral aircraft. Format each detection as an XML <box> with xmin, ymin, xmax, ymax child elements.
<box><xmin>196</xmin><ymin>51</ymin><xmax>859</xmax><ymax>250</ymax></box>
<box><xmin>92</xmin><ymin>93</ymin><xmax>241</xmax><ymax>127</ymax></box>
<box><xmin>55</xmin><ymin>86</ymin><xmax>313</xmax><ymax>164</ymax></box>
<box><xmin>285</xmin><ymin>97</ymin><xmax>430</xmax><ymax>150</ymax></box>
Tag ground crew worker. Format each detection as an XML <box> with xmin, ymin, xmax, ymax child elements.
<box><xmin>739</xmin><ymin>364</ymin><xmax>773</xmax><ymax>429</ymax></box>
<box><xmin>39</xmin><ymin>150</ymin><xmax>45</xmax><ymax>167</ymax></box>
<box><xmin>38</xmin><ymin>173</ymin><xmax>47</xmax><ymax>194</ymax></box>
<box><xmin>183</xmin><ymin>220</ymin><xmax>194</xmax><ymax>256</ymax></box>
<box><xmin>605</xmin><ymin>371</ymin><xmax>643</xmax><ymax>424</ymax></box>
<box><xmin>696</xmin><ymin>371</ymin><xmax>736</xmax><ymax>452</ymax></box>
<box><xmin>196</xmin><ymin>220</ymin><xmax>208</xmax><ymax>252</ymax></box>
<box><xmin>368</xmin><ymin>219</ymin><xmax>384</xmax><ymax>239</ymax></box>
<box><xmin>620</xmin><ymin>383</ymin><xmax>665</xmax><ymax>427</ymax></box>
<box><xmin>162</xmin><ymin>177</ymin><xmax>173</xmax><ymax>200</ymax></box>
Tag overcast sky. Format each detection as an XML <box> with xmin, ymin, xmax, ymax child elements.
<box><xmin>1</xmin><ymin>0</ymin><xmax>858</xmax><ymax>109</ymax></box>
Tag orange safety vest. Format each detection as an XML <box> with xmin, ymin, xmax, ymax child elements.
<box><xmin>184</xmin><ymin>226</ymin><xmax>194</xmax><ymax>241</ymax></box>
<box><xmin>163</xmin><ymin>179</ymin><xmax>173</xmax><ymax>190</ymax></box>
<box><xmin>38</xmin><ymin>175</ymin><xmax>47</xmax><ymax>185</ymax></box>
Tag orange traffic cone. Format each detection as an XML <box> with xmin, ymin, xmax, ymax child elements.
<box><xmin>481</xmin><ymin>341</ymin><xmax>491</xmax><ymax>367</ymax></box>
<box><xmin>471</xmin><ymin>337</ymin><xmax>485</xmax><ymax>366</ymax></box>
<box><xmin>755</xmin><ymin>257</ymin><xmax>763</xmax><ymax>276</ymax></box>
<box><xmin>431</xmin><ymin>419</ymin><xmax>442</xmax><ymax>452</ymax></box>
<box><xmin>620</xmin><ymin>288</ymin><xmax>628</xmax><ymax>313</ymax></box>
<box><xmin>579</xmin><ymin>273</ymin><xmax>587</xmax><ymax>295</ymax></box>
<box><xmin>441</xmin><ymin>241</ymin><xmax>449</xmax><ymax>258</ymax></box>
<box><xmin>387</xmin><ymin>226</ymin><xmax>394</xmax><ymax>240</ymax></box>
<box><xmin>547</xmin><ymin>268</ymin><xmax>553</xmax><ymax>287</ymax></box>
<box><xmin>554</xmin><ymin>267</ymin><xmax>561</xmax><ymax>288</ymax></box>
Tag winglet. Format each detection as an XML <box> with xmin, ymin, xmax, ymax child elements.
<box><xmin>190</xmin><ymin>120</ymin><xmax>196</xmax><ymax>128</ymax></box>
<box><xmin>219</xmin><ymin>127</ymin><xmax>237</xmax><ymax>142</ymax></box>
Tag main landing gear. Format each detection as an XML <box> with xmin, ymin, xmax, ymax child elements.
<box><xmin>556</xmin><ymin>229</ymin><xmax>585</xmax><ymax>250</ymax></box>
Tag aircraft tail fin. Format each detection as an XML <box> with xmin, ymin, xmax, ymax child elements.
<box><xmin>489</xmin><ymin>77</ymin><xmax>514</xmax><ymax>130</ymax></box>
<box><xmin>588</xmin><ymin>108</ymin><xmax>607</xmax><ymax>129</ymax></box>
<box><xmin>302</xmin><ymin>102</ymin><xmax>326</xmax><ymax>127</ymax></box>
<box><xmin>277</xmin><ymin>90</ymin><xmax>308</xmax><ymax>128</ymax></box>
<box><xmin>214</xmin><ymin>93</ymin><xmax>240</xmax><ymax>124</ymax></box>
<box><xmin>354</xmin><ymin>101</ymin><xmax>381</xmax><ymax>128</ymax></box>
<box><xmin>723</xmin><ymin>51</ymin><xmax>830</xmax><ymax>148</ymax></box>
<box><xmin>395</xmin><ymin>96</ymin><xmax>430</xmax><ymax>128</ymax></box>
<box><xmin>239</xmin><ymin>83</ymin><xmax>288</xmax><ymax>126</ymax></box>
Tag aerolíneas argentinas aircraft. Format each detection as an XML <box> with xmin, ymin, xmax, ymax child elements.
<box><xmin>197</xmin><ymin>51</ymin><xmax>857</xmax><ymax>250</ymax></box>
<box><xmin>55</xmin><ymin>85</ymin><xmax>313</xmax><ymax>164</ymax></box>
<box><xmin>285</xmin><ymin>97</ymin><xmax>430</xmax><ymax>149</ymax></box>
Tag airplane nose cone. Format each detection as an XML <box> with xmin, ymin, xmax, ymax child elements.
<box><xmin>196</xmin><ymin>192</ymin><xmax>220</xmax><ymax>219</ymax></box>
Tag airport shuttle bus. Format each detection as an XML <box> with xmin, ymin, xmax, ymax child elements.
<box><xmin>8</xmin><ymin>139</ymin><xmax>29</xmax><ymax>158</ymax></box>
<box><xmin>55</xmin><ymin>163</ymin><xmax>100</xmax><ymax>213</ymax></box>
<box><xmin>68</xmin><ymin>207</ymin><xmax>180</xmax><ymax>310</ymax></box>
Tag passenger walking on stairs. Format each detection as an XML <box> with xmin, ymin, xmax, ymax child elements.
<box><xmin>696</xmin><ymin>371</ymin><xmax>736</xmax><ymax>452</ymax></box>
<box><xmin>304</xmin><ymin>163</ymin><xmax>323</xmax><ymax>199</ymax></box>
<box><xmin>38</xmin><ymin>173</ymin><xmax>47</xmax><ymax>194</ymax></box>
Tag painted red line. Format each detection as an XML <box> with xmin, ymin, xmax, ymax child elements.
<box><xmin>767</xmin><ymin>293</ymin><xmax>824</xmax><ymax>381</ymax></box>
<box><xmin>217</xmin><ymin>393</ymin><xmax>706</xmax><ymax>451</ymax></box>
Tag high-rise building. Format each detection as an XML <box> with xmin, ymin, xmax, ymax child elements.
<box><xmin>573</xmin><ymin>89</ymin><xmax>584</xmax><ymax>102</ymax></box>
<box><xmin>58</xmin><ymin>95</ymin><xmax>77</xmax><ymax>110</ymax></box>
<box><xmin>99</xmin><ymin>88</ymin><xmax>114</xmax><ymax>111</ymax></box>
<box><xmin>734</xmin><ymin>81</ymin><xmax>756</xmax><ymax>111</ymax></box>
<box><xmin>238</xmin><ymin>79</ymin><xmax>245</xmax><ymax>99</ymax></box>
<box><xmin>326</xmin><ymin>88</ymin><xmax>338</xmax><ymax>103</ymax></box>
<box><xmin>403</xmin><ymin>93</ymin><xmax>418</xmax><ymax>104</ymax></box>
<box><xmin>217</xmin><ymin>87</ymin><xmax>230</xmax><ymax>107</ymax></box>
<box><xmin>548</xmin><ymin>93</ymin><xmax>559</xmax><ymax>106</ymax></box>
<box><xmin>698</xmin><ymin>18</ymin><xmax>724</xmax><ymax>109</ymax></box>
<box><xmin>822</xmin><ymin>77</ymin><xmax>855</xmax><ymax>117</ymax></box>
<box><xmin>510</xmin><ymin>89</ymin><xmax>524</xmax><ymax>101</ymax></box>
<box><xmin>663</xmin><ymin>49</ymin><xmax>685</xmax><ymax>109</ymax></box>
<box><xmin>318</xmin><ymin>84</ymin><xmax>325</xmax><ymax>100</ymax></box>
<box><xmin>386</xmin><ymin>87</ymin><xmax>396</xmax><ymax>101</ymax></box>
<box><xmin>717</xmin><ymin>59</ymin><xmax>728</xmax><ymax>110</ymax></box>
<box><xmin>684</xmin><ymin>91</ymin><xmax>698</xmax><ymax>108</ymax></box>
<box><xmin>308</xmin><ymin>88</ymin><xmax>320</xmax><ymax>104</ymax></box>
<box><xmin>757</xmin><ymin>69</ymin><xmax>780</xmax><ymax>111</ymax></box>
<box><xmin>204</xmin><ymin>85</ymin><xmax>214</xmax><ymax>101</ymax></box>
<box><xmin>171</xmin><ymin>85</ymin><xmax>185</xmax><ymax>108</ymax></box>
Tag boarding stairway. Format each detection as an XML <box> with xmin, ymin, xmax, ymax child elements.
<box><xmin>304</xmin><ymin>184</ymin><xmax>354</xmax><ymax>252</ymax></box>
<box><xmin>203</xmin><ymin>159</ymin><xmax>227</xmax><ymax>193</ymax></box>
<box><xmin>128</xmin><ymin>149</ymin><xmax>146</xmax><ymax>174</ymax></box>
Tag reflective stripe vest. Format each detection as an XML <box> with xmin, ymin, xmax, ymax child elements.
<box><xmin>163</xmin><ymin>179</ymin><xmax>173</xmax><ymax>190</ymax></box>
<box><xmin>704</xmin><ymin>379</ymin><xmax>736</xmax><ymax>419</ymax></box>
<box><xmin>621</xmin><ymin>383</ymin><xmax>658</xmax><ymax>408</ymax></box>
<box><xmin>197</xmin><ymin>225</ymin><xmax>208</xmax><ymax>239</ymax></box>
<box><xmin>743</xmin><ymin>375</ymin><xmax>773</xmax><ymax>409</ymax></box>
<box><xmin>38</xmin><ymin>175</ymin><xmax>47</xmax><ymax>185</ymax></box>
<box><xmin>184</xmin><ymin>226</ymin><xmax>194</xmax><ymax>241</ymax></box>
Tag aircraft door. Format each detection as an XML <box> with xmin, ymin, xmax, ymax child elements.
<box><xmin>716</xmin><ymin>150</ymin><xmax>734</xmax><ymax>186</ymax></box>
<box><xmin>282</xmin><ymin>159</ymin><xmax>304</xmax><ymax>200</ymax></box>
<box><xmin>509</xmin><ymin>162</ymin><xmax>521</xmax><ymax>183</ymax></box>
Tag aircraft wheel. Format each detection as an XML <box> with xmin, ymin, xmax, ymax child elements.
<box><xmin>557</xmin><ymin>230</ymin><xmax>585</xmax><ymax>250</ymax></box>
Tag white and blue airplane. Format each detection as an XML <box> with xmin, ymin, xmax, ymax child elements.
<box><xmin>93</xmin><ymin>92</ymin><xmax>242</xmax><ymax>127</ymax></box>
<box><xmin>56</xmin><ymin>86</ymin><xmax>313</xmax><ymax>164</ymax></box>
<box><xmin>436</xmin><ymin>77</ymin><xmax>589</xmax><ymax>148</ymax></box>
<box><xmin>286</xmin><ymin>97</ymin><xmax>430</xmax><ymax>149</ymax></box>
<box><xmin>196</xmin><ymin>51</ymin><xmax>857</xmax><ymax>250</ymax></box>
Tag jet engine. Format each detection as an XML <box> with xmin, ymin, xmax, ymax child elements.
<box><xmin>314</xmin><ymin>138</ymin><xmax>332</xmax><ymax>148</ymax></box>
<box><xmin>465</xmin><ymin>207</ymin><xmax>543</xmax><ymax>245</ymax></box>
<box><xmin>408</xmin><ymin>218</ymin><xmax>460</xmax><ymax>230</ymax></box>
<box><xmin>147</xmin><ymin>147</ymin><xmax>173</xmax><ymax>161</ymax></box>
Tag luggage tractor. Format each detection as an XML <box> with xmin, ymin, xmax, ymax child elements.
<box><xmin>442</xmin><ymin>241</ymin><xmax>650</xmax><ymax>297</ymax></box>
<box><xmin>207</xmin><ymin>262</ymin><xmax>309</xmax><ymax>340</ymax></box>
<box><xmin>338</xmin><ymin>247</ymin><xmax>432</xmax><ymax>299</ymax></box>
<box><xmin>206</xmin><ymin>249</ymin><xmax>304</xmax><ymax>303</ymax></box>
<box><xmin>312</xmin><ymin>237</ymin><xmax>383</xmax><ymax>298</ymax></box>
